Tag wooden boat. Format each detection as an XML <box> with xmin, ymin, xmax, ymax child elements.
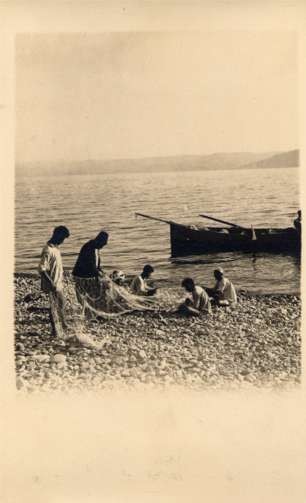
<box><xmin>136</xmin><ymin>213</ymin><xmax>301</xmax><ymax>257</ymax></box>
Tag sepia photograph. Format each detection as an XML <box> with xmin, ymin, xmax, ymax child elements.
<box><xmin>14</xmin><ymin>30</ymin><xmax>301</xmax><ymax>394</ymax></box>
<box><xmin>1</xmin><ymin>2</ymin><xmax>306</xmax><ymax>502</ymax></box>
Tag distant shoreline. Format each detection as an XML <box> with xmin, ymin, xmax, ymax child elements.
<box><xmin>15</xmin><ymin>164</ymin><xmax>299</xmax><ymax>179</ymax></box>
<box><xmin>15</xmin><ymin>148</ymin><xmax>299</xmax><ymax>178</ymax></box>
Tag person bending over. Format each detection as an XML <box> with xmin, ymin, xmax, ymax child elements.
<box><xmin>179</xmin><ymin>277</ymin><xmax>211</xmax><ymax>316</ymax></box>
<box><xmin>73</xmin><ymin>231</ymin><xmax>108</xmax><ymax>280</ymax></box>
<box><xmin>72</xmin><ymin>231</ymin><xmax>109</xmax><ymax>312</ymax></box>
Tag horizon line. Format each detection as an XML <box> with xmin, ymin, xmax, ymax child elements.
<box><xmin>16</xmin><ymin>147</ymin><xmax>299</xmax><ymax>166</ymax></box>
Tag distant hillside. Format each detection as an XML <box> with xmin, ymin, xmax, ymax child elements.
<box><xmin>241</xmin><ymin>149</ymin><xmax>299</xmax><ymax>170</ymax></box>
<box><xmin>16</xmin><ymin>150</ymin><xmax>298</xmax><ymax>177</ymax></box>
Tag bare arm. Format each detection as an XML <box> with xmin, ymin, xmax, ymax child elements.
<box><xmin>192</xmin><ymin>289</ymin><xmax>200</xmax><ymax>309</ymax></box>
<box><xmin>39</xmin><ymin>247</ymin><xmax>56</xmax><ymax>290</ymax></box>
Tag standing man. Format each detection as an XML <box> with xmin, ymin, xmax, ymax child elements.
<box><xmin>38</xmin><ymin>225</ymin><xmax>70</xmax><ymax>337</ymax></box>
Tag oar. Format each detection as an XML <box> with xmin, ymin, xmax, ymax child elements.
<box><xmin>199</xmin><ymin>214</ymin><xmax>246</xmax><ymax>229</ymax></box>
<box><xmin>135</xmin><ymin>212</ymin><xmax>173</xmax><ymax>225</ymax></box>
<box><xmin>199</xmin><ymin>214</ymin><xmax>257</xmax><ymax>240</ymax></box>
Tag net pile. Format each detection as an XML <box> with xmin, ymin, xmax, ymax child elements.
<box><xmin>73</xmin><ymin>274</ymin><xmax>155</xmax><ymax>320</ymax></box>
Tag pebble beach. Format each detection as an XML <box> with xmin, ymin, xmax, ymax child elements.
<box><xmin>14</xmin><ymin>273</ymin><xmax>301</xmax><ymax>393</ymax></box>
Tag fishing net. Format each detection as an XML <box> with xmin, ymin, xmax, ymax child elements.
<box><xmin>73</xmin><ymin>274</ymin><xmax>156</xmax><ymax>320</ymax></box>
<box><xmin>49</xmin><ymin>290</ymin><xmax>64</xmax><ymax>338</ymax></box>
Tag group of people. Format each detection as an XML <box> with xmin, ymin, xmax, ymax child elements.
<box><xmin>38</xmin><ymin>226</ymin><xmax>237</xmax><ymax>337</ymax></box>
<box><xmin>179</xmin><ymin>267</ymin><xmax>237</xmax><ymax>317</ymax></box>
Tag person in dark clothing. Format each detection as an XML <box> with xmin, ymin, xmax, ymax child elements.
<box><xmin>72</xmin><ymin>231</ymin><xmax>108</xmax><ymax>278</ymax></box>
<box><xmin>72</xmin><ymin>231</ymin><xmax>153</xmax><ymax>318</ymax></box>
<box><xmin>293</xmin><ymin>210</ymin><xmax>301</xmax><ymax>235</ymax></box>
<box><xmin>72</xmin><ymin>231</ymin><xmax>109</xmax><ymax>312</ymax></box>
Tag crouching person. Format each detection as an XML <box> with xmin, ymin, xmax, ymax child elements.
<box><xmin>130</xmin><ymin>264</ymin><xmax>157</xmax><ymax>296</ymax></box>
<box><xmin>179</xmin><ymin>277</ymin><xmax>212</xmax><ymax>316</ymax></box>
<box><xmin>205</xmin><ymin>267</ymin><xmax>237</xmax><ymax>306</ymax></box>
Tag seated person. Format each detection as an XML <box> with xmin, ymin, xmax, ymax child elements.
<box><xmin>178</xmin><ymin>277</ymin><xmax>211</xmax><ymax>316</ymax></box>
<box><xmin>130</xmin><ymin>264</ymin><xmax>157</xmax><ymax>296</ymax></box>
<box><xmin>205</xmin><ymin>267</ymin><xmax>237</xmax><ymax>306</ymax></box>
<box><xmin>110</xmin><ymin>270</ymin><xmax>126</xmax><ymax>286</ymax></box>
<box><xmin>293</xmin><ymin>210</ymin><xmax>301</xmax><ymax>235</ymax></box>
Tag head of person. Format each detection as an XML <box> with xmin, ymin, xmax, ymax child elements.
<box><xmin>297</xmin><ymin>210</ymin><xmax>301</xmax><ymax>220</ymax></box>
<box><xmin>94</xmin><ymin>231</ymin><xmax>109</xmax><ymax>249</ymax></box>
<box><xmin>214</xmin><ymin>267</ymin><xmax>224</xmax><ymax>281</ymax></box>
<box><xmin>181</xmin><ymin>277</ymin><xmax>195</xmax><ymax>292</ymax></box>
<box><xmin>111</xmin><ymin>270</ymin><xmax>125</xmax><ymax>285</ymax></box>
<box><xmin>142</xmin><ymin>264</ymin><xmax>154</xmax><ymax>279</ymax></box>
<box><xmin>50</xmin><ymin>225</ymin><xmax>70</xmax><ymax>245</ymax></box>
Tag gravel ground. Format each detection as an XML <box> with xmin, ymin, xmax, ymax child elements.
<box><xmin>14</xmin><ymin>273</ymin><xmax>301</xmax><ymax>393</ymax></box>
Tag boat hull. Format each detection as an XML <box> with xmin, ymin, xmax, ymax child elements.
<box><xmin>170</xmin><ymin>223</ymin><xmax>301</xmax><ymax>257</ymax></box>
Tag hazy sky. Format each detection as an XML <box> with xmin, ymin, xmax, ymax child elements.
<box><xmin>16</xmin><ymin>31</ymin><xmax>298</xmax><ymax>163</ymax></box>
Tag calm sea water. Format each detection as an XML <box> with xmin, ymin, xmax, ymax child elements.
<box><xmin>15</xmin><ymin>167</ymin><xmax>300</xmax><ymax>293</ymax></box>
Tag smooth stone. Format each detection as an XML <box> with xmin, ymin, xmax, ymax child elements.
<box><xmin>80</xmin><ymin>361</ymin><xmax>92</xmax><ymax>371</ymax></box>
<box><xmin>137</xmin><ymin>350</ymin><xmax>147</xmax><ymax>361</ymax></box>
<box><xmin>33</xmin><ymin>354</ymin><xmax>50</xmax><ymax>363</ymax></box>
<box><xmin>155</xmin><ymin>329</ymin><xmax>165</xmax><ymax>337</ymax></box>
<box><xmin>52</xmin><ymin>354</ymin><xmax>67</xmax><ymax>364</ymax></box>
